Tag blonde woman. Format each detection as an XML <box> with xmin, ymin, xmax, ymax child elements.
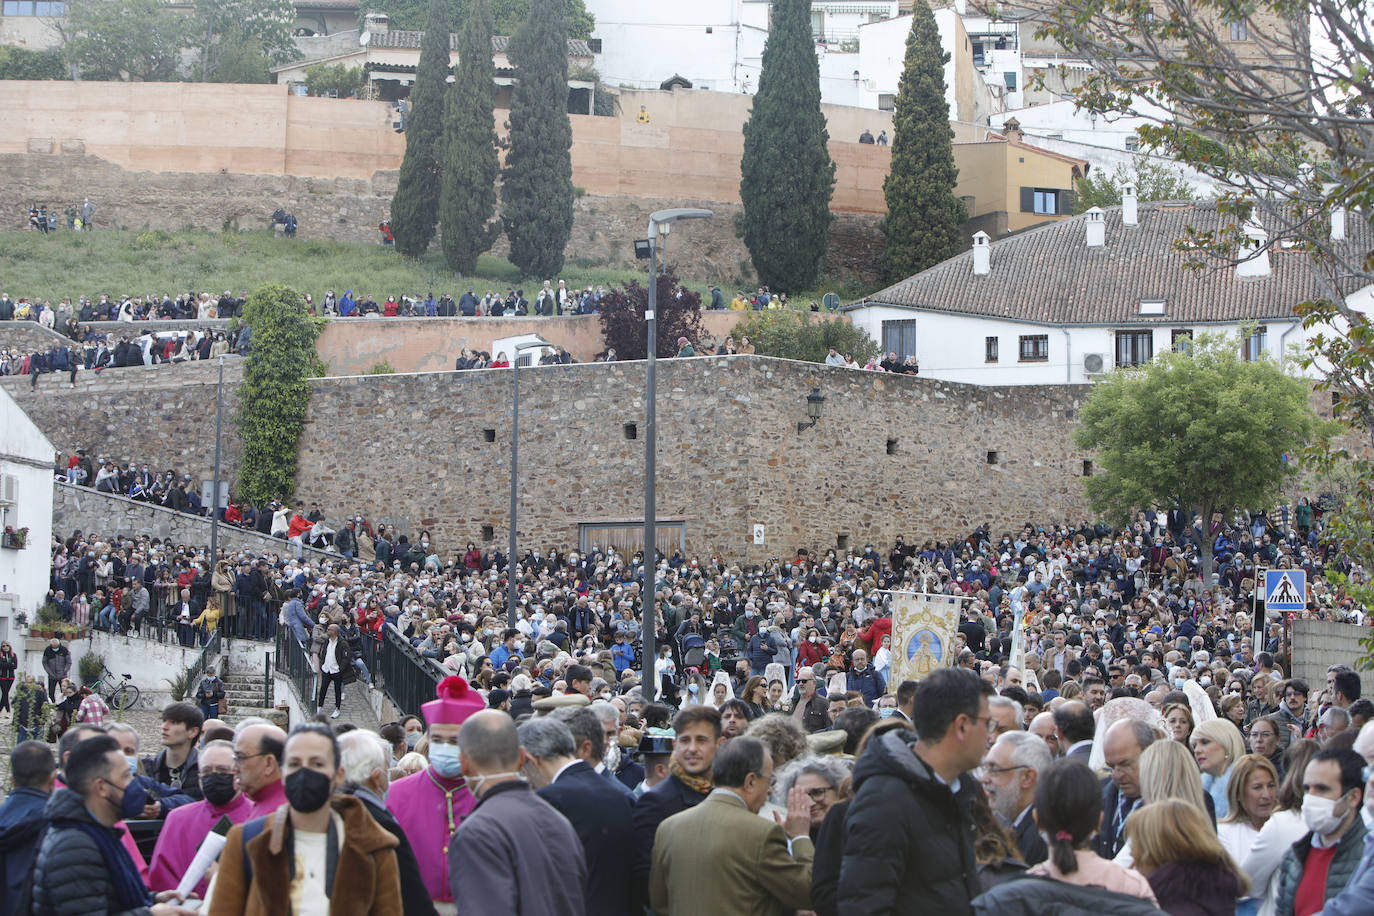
<box><xmin>1128</xmin><ymin>799</ymin><xmax>1247</xmax><ymax>915</ymax></box>
<box><xmin>1216</xmin><ymin>754</ymin><xmax>1279</xmax><ymax>868</ymax></box>
<box><xmin>1192</xmin><ymin>718</ymin><xmax>1247</xmax><ymax>820</ymax></box>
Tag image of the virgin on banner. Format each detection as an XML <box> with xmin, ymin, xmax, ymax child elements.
<box><xmin>889</xmin><ymin>591</ymin><xmax>965</xmax><ymax>685</ymax></box>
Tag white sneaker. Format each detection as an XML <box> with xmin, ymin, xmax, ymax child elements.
<box><xmin>330</xmin><ymin>709</ymin><xmax>340</xmax><ymax>719</ymax></box>
<box><xmin>317</xmin><ymin>706</ymin><xmax>325</xmax><ymax>716</ymax></box>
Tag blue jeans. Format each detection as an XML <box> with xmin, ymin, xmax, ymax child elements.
<box><xmin>351</xmin><ymin>658</ymin><xmax>372</xmax><ymax>685</ymax></box>
<box><xmin>97</xmin><ymin>605</ymin><xmax>118</xmax><ymax>631</ymax></box>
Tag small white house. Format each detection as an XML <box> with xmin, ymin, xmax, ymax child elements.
<box><xmin>0</xmin><ymin>386</ymin><xmax>55</xmax><ymax>644</ymax></box>
<box><xmin>844</xmin><ymin>194</ymin><xmax>1372</xmax><ymax>386</ymax></box>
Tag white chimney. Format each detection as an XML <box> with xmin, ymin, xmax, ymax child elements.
<box><xmin>363</xmin><ymin>11</ymin><xmax>389</xmax><ymax>32</ymax></box>
<box><xmin>1236</xmin><ymin>219</ymin><xmax>1271</xmax><ymax>278</ymax></box>
<box><xmin>971</xmin><ymin>231</ymin><xmax>990</xmax><ymax>275</ymax></box>
<box><xmin>1122</xmin><ymin>184</ymin><xmax>1138</xmax><ymax>226</ymax></box>
<box><xmin>1084</xmin><ymin>207</ymin><xmax>1105</xmax><ymax>248</ymax></box>
<box><xmin>1332</xmin><ymin>207</ymin><xmax>1347</xmax><ymax>241</ymax></box>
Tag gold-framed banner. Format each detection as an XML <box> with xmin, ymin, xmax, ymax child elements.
<box><xmin>889</xmin><ymin>591</ymin><xmax>965</xmax><ymax>685</ymax></box>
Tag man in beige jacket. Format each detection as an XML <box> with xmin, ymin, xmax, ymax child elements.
<box><xmin>649</xmin><ymin>736</ymin><xmax>814</xmax><ymax>916</ymax></box>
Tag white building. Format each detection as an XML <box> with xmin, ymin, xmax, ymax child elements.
<box><xmin>0</xmin><ymin>386</ymin><xmax>55</xmax><ymax>644</ymax></box>
<box><xmin>844</xmin><ymin>194</ymin><xmax>1371</xmax><ymax>386</ymax></box>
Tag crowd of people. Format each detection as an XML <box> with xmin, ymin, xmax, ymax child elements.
<box><xmin>15</xmin><ymin>498</ymin><xmax>1372</xmax><ymax>914</ymax></box>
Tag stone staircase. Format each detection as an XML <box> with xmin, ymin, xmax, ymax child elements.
<box><xmin>218</xmin><ymin>663</ymin><xmax>381</xmax><ymax>730</ymax></box>
<box><xmin>218</xmin><ymin>671</ymin><xmax>276</xmax><ymax>725</ymax></box>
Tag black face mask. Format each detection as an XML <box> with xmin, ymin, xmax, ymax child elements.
<box><xmin>200</xmin><ymin>772</ymin><xmax>238</xmax><ymax>807</ymax></box>
<box><xmin>285</xmin><ymin>767</ymin><xmax>333</xmax><ymax>813</ymax></box>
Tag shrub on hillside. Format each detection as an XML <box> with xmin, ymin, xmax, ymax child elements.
<box><xmin>730</xmin><ymin>311</ymin><xmax>879</xmax><ymax>364</ymax></box>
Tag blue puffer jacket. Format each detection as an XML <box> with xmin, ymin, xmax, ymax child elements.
<box><xmin>0</xmin><ymin>786</ymin><xmax>50</xmax><ymax>916</ymax></box>
<box><xmin>31</xmin><ymin>787</ymin><xmax>152</xmax><ymax>916</ymax></box>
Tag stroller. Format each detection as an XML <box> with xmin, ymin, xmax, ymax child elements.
<box><xmin>679</xmin><ymin>633</ymin><xmax>707</xmax><ymax>671</ymax></box>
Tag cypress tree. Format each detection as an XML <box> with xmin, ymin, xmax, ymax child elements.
<box><xmin>880</xmin><ymin>4</ymin><xmax>967</xmax><ymax>282</ymax></box>
<box><xmin>501</xmin><ymin>0</ymin><xmax>574</xmax><ymax>279</ymax></box>
<box><xmin>388</xmin><ymin>0</ymin><xmax>450</xmax><ymax>258</ymax></box>
<box><xmin>739</xmin><ymin>0</ymin><xmax>835</xmax><ymax>292</ymax></box>
<box><xmin>439</xmin><ymin>0</ymin><xmax>501</xmax><ymax>273</ymax></box>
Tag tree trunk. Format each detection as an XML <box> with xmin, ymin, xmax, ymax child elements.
<box><xmin>1196</xmin><ymin>501</ymin><xmax>1214</xmax><ymax>586</ymax></box>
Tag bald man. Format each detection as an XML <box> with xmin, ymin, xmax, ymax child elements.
<box><xmin>1028</xmin><ymin>712</ymin><xmax>1061</xmax><ymax>757</ymax></box>
<box><xmin>233</xmin><ymin>723</ymin><xmax>287</xmax><ymax>818</ymax></box>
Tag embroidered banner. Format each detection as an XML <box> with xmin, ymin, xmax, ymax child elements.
<box><xmin>890</xmin><ymin>591</ymin><xmax>964</xmax><ymax>685</ymax></box>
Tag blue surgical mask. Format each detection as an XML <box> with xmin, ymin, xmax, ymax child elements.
<box><xmin>429</xmin><ymin>743</ymin><xmax>463</xmax><ymax>778</ymax></box>
<box><xmin>1173</xmin><ymin>677</ymin><xmax>1186</xmax><ymax>688</ymax></box>
<box><xmin>688</xmin><ymin>683</ymin><xmax>699</xmax><ymax>694</ymax></box>
<box><xmin>878</xmin><ymin>707</ymin><xmax>898</xmax><ymax>719</ymax></box>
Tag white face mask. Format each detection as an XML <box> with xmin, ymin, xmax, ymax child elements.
<box><xmin>1302</xmin><ymin>792</ymin><xmax>1348</xmax><ymax>836</ymax></box>
<box><xmin>467</xmin><ymin>771</ymin><xmax>522</xmax><ymax>797</ymax></box>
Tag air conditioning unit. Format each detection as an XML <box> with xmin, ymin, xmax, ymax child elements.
<box><xmin>1083</xmin><ymin>353</ymin><xmax>1105</xmax><ymax>373</ymax></box>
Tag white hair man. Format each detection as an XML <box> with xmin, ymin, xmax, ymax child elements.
<box><xmin>337</xmin><ymin>730</ymin><xmax>437</xmax><ymax>916</ymax></box>
<box><xmin>979</xmin><ymin>730</ymin><xmax>1053</xmax><ymax>866</ymax></box>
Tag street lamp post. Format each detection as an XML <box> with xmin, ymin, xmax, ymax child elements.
<box><xmin>507</xmin><ymin>339</ymin><xmax>547</xmax><ymax>628</ymax></box>
<box><xmin>638</xmin><ymin>207</ymin><xmax>711</xmax><ymax>693</ymax></box>
<box><xmin>208</xmin><ymin>354</ymin><xmax>224</xmax><ymax>567</ymax></box>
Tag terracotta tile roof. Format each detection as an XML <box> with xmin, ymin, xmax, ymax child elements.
<box><xmin>855</xmin><ymin>202</ymin><xmax>1372</xmax><ymax>325</ymax></box>
<box><xmin>292</xmin><ymin>0</ymin><xmax>359</xmax><ymax>9</ymax></box>
<box><xmin>369</xmin><ymin>29</ymin><xmax>592</xmax><ymax>57</ymax></box>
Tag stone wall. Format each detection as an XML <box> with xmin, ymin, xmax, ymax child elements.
<box><xmin>313</xmin><ymin>310</ymin><xmax>822</xmax><ymax>375</ymax></box>
<box><xmin>293</xmin><ymin>356</ymin><xmax>1094</xmax><ymax>561</ymax></box>
<box><xmin>51</xmin><ymin>483</ymin><xmax>329</xmax><ymax>559</ymax></box>
<box><xmin>0</xmin><ymin>319</ymin><xmax>68</xmax><ymax>355</ymax></box>
<box><xmin>0</xmin><ymin>359</ymin><xmax>245</xmax><ymax>476</ymax></box>
<box><xmin>10</xmin><ymin>355</ymin><xmax>1096</xmax><ymax>559</ymax></box>
<box><xmin>0</xmin><ymin>154</ymin><xmax>884</xmax><ymax>287</ymax></box>
<box><xmin>1291</xmin><ymin>619</ymin><xmax>1368</xmax><ymax>685</ymax></box>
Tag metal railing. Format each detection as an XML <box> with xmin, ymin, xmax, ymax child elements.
<box><xmin>378</xmin><ymin>625</ymin><xmax>443</xmax><ymax>718</ymax></box>
<box><xmin>275</xmin><ymin>627</ymin><xmax>316</xmax><ymax>712</ymax></box>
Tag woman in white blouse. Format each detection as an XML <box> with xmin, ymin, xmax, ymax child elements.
<box><xmin>1241</xmin><ymin>740</ymin><xmax>1320</xmax><ymax>916</ymax></box>
<box><xmin>1217</xmin><ymin>753</ymin><xmax>1279</xmax><ymax>865</ymax></box>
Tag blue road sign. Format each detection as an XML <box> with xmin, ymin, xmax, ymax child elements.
<box><xmin>1264</xmin><ymin>569</ymin><xmax>1306</xmax><ymax>611</ymax></box>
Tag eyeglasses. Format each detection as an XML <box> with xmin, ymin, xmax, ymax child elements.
<box><xmin>969</xmin><ymin>715</ymin><xmax>998</xmax><ymax>734</ymax></box>
<box><xmin>232</xmin><ymin>751</ymin><xmax>267</xmax><ymax>765</ymax></box>
<box><xmin>1106</xmin><ymin>758</ymin><xmax>1140</xmax><ymax>775</ymax></box>
<box><xmin>981</xmin><ymin>764</ymin><xmax>1027</xmax><ymax>777</ymax></box>
<box><xmin>796</xmin><ymin>678</ymin><xmax>813</xmax><ymax>684</ymax></box>
<box><xmin>805</xmin><ymin>786</ymin><xmax>836</xmax><ymax>801</ymax></box>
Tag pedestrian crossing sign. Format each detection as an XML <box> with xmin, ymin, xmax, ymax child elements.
<box><xmin>1264</xmin><ymin>569</ymin><xmax>1306</xmax><ymax>611</ymax></box>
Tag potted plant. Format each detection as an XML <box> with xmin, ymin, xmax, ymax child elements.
<box><xmin>78</xmin><ymin>650</ymin><xmax>105</xmax><ymax>687</ymax></box>
<box><xmin>1</xmin><ymin>526</ymin><xmax>28</xmax><ymax>549</ymax></box>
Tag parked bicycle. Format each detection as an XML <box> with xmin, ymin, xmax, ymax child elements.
<box><xmin>96</xmin><ymin>667</ymin><xmax>140</xmax><ymax>711</ymax></box>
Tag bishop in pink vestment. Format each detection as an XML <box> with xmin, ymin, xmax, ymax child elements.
<box><xmin>146</xmin><ymin>792</ymin><xmax>254</xmax><ymax>895</ymax></box>
<box><xmin>388</xmin><ymin>767</ymin><xmax>476</xmax><ymax>902</ymax></box>
<box><xmin>390</xmin><ymin>674</ymin><xmax>486</xmax><ymax>903</ymax></box>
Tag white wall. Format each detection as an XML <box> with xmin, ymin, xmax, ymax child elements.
<box><xmin>991</xmin><ymin>97</ymin><xmax>1171</xmax><ymax>151</ymax></box>
<box><xmin>0</xmin><ymin>387</ymin><xmax>55</xmax><ymax>647</ymax></box>
<box><xmin>850</xmin><ymin>304</ymin><xmax>1320</xmax><ymax>387</ymax></box>
<box><xmin>20</xmin><ymin>628</ymin><xmax>204</xmax><ymax>705</ymax></box>
<box><xmin>587</xmin><ymin>0</ymin><xmax>769</xmax><ymax>92</ymax></box>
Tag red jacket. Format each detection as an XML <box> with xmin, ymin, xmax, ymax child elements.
<box><xmin>287</xmin><ymin>514</ymin><xmax>313</xmax><ymax>538</ymax></box>
<box><xmin>860</xmin><ymin>617</ymin><xmax>892</xmax><ymax>652</ymax></box>
<box><xmin>797</xmin><ymin>638</ymin><xmax>829</xmax><ymax>668</ymax></box>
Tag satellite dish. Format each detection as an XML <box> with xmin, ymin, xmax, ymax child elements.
<box><xmin>360</xmin><ymin>31</ymin><xmax>371</xmax><ymax>45</ymax></box>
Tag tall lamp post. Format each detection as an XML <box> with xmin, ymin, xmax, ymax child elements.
<box><xmin>208</xmin><ymin>354</ymin><xmax>225</xmax><ymax>566</ymax></box>
<box><xmin>634</xmin><ymin>207</ymin><xmax>712</xmax><ymax>692</ymax></box>
<box><xmin>507</xmin><ymin>338</ymin><xmax>548</xmax><ymax>628</ymax></box>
